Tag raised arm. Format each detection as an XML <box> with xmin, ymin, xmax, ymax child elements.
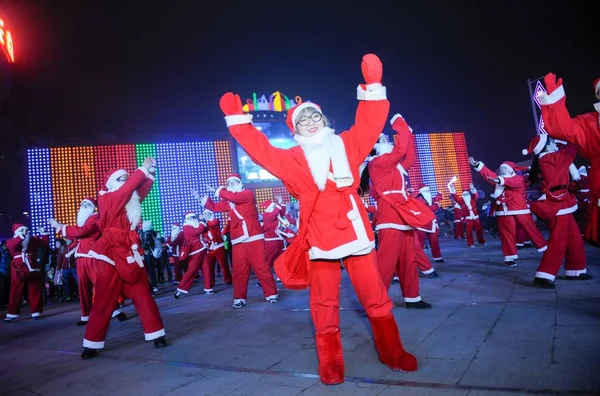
<box><xmin>61</xmin><ymin>215</ymin><xmax>99</xmax><ymax>239</ymax></box>
<box><xmin>105</xmin><ymin>167</ymin><xmax>151</xmax><ymax>212</ymax></box>
<box><xmin>215</xmin><ymin>188</ymin><xmax>254</xmax><ymax>205</ymax></box>
<box><xmin>473</xmin><ymin>160</ymin><xmax>499</xmax><ymax>187</ymax></box>
<box><xmin>201</xmin><ymin>196</ymin><xmax>231</xmax><ymax>213</ymax></box>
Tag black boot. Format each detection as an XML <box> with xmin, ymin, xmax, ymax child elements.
<box><xmin>115</xmin><ymin>312</ymin><xmax>127</xmax><ymax>321</ymax></box>
<box><xmin>75</xmin><ymin>320</ymin><xmax>88</xmax><ymax>326</ymax></box>
<box><xmin>428</xmin><ymin>271</ymin><xmax>440</xmax><ymax>279</ymax></box>
<box><xmin>405</xmin><ymin>300</ymin><xmax>433</xmax><ymax>309</ymax></box>
<box><xmin>81</xmin><ymin>348</ymin><xmax>98</xmax><ymax>360</ymax></box>
<box><xmin>154</xmin><ymin>336</ymin><xmax>167</xmax><ymax>348</ymax></box>
<box><xmin>532</xmin><ymin>277</ymin><xmax>555</xmax><ymax>289</ymax></box>
<box><xmin>566</xmin><ymin>272</ymin><xmax>593</xmax><ymax>280</ymax></box>
<box><xmin>504</xmin><ymin>261</ymin><xmax>517</xmax><ymax>267</ymax></box>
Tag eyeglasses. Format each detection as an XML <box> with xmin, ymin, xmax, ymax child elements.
<box><xmin>296</xmin><ymin>112</ymin><xmax>323</xmax><ymax>127</ymax></box>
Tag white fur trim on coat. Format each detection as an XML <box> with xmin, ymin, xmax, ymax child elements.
<box><xmin>225</xmin><ymin>114</ymin><xmax>253</xmax><ymax>127</ymax></box>
<box><xmin>357</xmin><ymin>83</ymin><xmax>387</xmax><ymax>101</ymax></box>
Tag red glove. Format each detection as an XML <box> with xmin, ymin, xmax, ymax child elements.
<box><xmin>390</xmin><ymin>113</ymin><xmax>412</xmax><ymax>134</ymax></box>
<box><xmin>543</xmin><ymin>73</ymin><xmax>563</xmax><ymax>95</ymax></box>
<box><xmin>361</xmin><ymin>54</ymin><xmax>382</xmax><ymax>85</ymax></box>
<box><xmin>219</xmin><ymin>93</ymin><xmax>244</xmax><ymax>116</ymax></box>
<box><xmin>434</xmin><ymin>193</ymin><xmax>443</xmax><ymax>203</ymax></box>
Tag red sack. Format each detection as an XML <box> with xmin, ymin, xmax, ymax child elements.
<box><xmin>274</xmin><ymin>226</ymin><xmax>311</xmax><ymax>290</ymax></box>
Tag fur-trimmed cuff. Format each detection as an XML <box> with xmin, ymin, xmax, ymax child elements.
<box><xmin>390</xmin><ymin>113</ymin><xmax>402</xmax><ymax>126</ymax></box>
<box><xmin>214</xmin><ymin>186</ymin><xmax>225</xmax><ymax>198</ymax></box>
<box><xmin>200</xmin><ymin>195</ymin><xmax>209</xmax><ymax>206</ymax></box>
<box><xmin>148</xmin><ymin>173</ymin><xmax>156</xmax><ymax>181</ymax></box>
<box><xmin>474</xmin><ymin>162</ymin><xmax>484</xmax><ymax>172</ymax></box>
<box><xmin>357</xmin><ymin>83</ymin><xmax>387</xmax><ymax>101</ymax></box>
<box><xmin>265</xmin><ymin>202</ymin><xmax>277</xmax><ymax>213</ymax></box>
<box><xmin>137</xmin><ymin>166</ymin><xmax>150</xmax><ymax>178</ymax></box>
<box><xmin>497</xmin><ymin>176</ymin><xmax>505</xmax><ymax>185</ymax></box>
<box><xmin>225</xmin><ymin>114</ymin><xmax>253</xmax><ymax>127</ymax></box>
<box><xmin>538</xmin><ymin>85</ymin><xmax>565</xmax><ymax>105</ymax></box>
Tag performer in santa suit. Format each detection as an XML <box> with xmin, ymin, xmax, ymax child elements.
<box><xmin>166</xmin><ymin>222</ymin><xmax>185</xmax><ymax>284</ymax></box>
<box><xmin>49</xmin><ymin>198</ymin><xmax>127</xmax><ymax>326</ymax></box>
<box><xmin>84</xmin><ymin>159</ymin><xmax>166</xmax><ymax>360</ymax></box>
<box><xmin>202</xmin><ymin>209</ymin><xmax>232</xmax><ymax>285</ymax></box>
<box><xmin>469</xmin><ymin>158</ymin><xmax>547</xmax><ymax>266</ymax></box>
<box><xmin>448</xmin><ymin>179</ymin><xmax>486</xmax><ymax>247</ymax></box>
<box><xmin>415</xmin><ymin>184</ymin><xmax>444</xmax><ymax>263</ymax></box>
<box><xmin>198</xmin><ymin>175</ymin><xmax>279</xmax><ymax>308</ymax></box>
<box><xmin>218</xmin><ymin>54</ymin><xmax>419</xmax><ymax>384</ymax></box>
<box><xmin>574</xmin><ymin>166</ymin><xmax>590</xmax><ymax>235</ymax></box>
<box><xmin>515</xmin><ymin>224</ymin><xmax>532</xmax><ymax>248</ymax></box>
<box><xmin>451</xmin><ymin>197</ymin><xmax>466</xmax><ymax>239</ymax></box>
<box><xmin>173</xmin><ymin>211</ymin><xmax>211</xmax><ymax>297</ymax></box>
<box><xmin>261</xmin><ymin>196</ymin><xmax>286</xmax><ymax>269</ymax></box>
<box><xmin>522</xmin><ymin>135</ymin><xmax>591</xmax><ymax>288</ymax></box>
<box><xmin>537</xmin><ymin>73</ymin><xmax>600</xmax><ymax>246</ymax></box>
<box><xmin>4</xmin><ymin>225</ymin><xmax>49</xmax><ymax>322</ymax></box>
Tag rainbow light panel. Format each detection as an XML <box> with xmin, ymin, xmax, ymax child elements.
<box><xmin>27</xmin><ymin>133</ymin><xmax>470</xmax><ymax>233</ymax></box>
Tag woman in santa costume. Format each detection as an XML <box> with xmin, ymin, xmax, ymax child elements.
<box><xmin>173</xmin><ymin>211</ymin><xmax>212</xmax><ymax>298</ymax></box>
<box><xmin>49</xmin><ymin>198</ymin><xmax>127</xmax><ymax>325</ymax></box>
<box><xmin>84</xmin><ymin>159</ymin><xmax>166</xmax><ymax>360</ymax></box>
<box><xmin>537</xmin><ymin>73</ymin><xmax>600</xmax><ymax>246</ymax></box>
<box><xmin>522</xmin><ymin>135</ymin><xmax>591</xmax><ymax>288</ymax></box>
<box><xmin>4</xmin><ymin>225</ymin><xmax>49</xmax><ymax>322</ymax></box>
<box><xmin>218</xmin><ymin>54</ymin><xmax>418</xmax><ymax>385</ymax></box>
<box><xmin>166</xmin><ymin>222</ymin><xmax>185</xmax><ymax>284</ymax></box>
<box><xmin>198</xmin><ymin>176</ymin><xmax>279</xmax><ymax>309</ymax></box>
<box><xmin>415</xmin><ymin>184</ymin><xmax>444</xmax><ymax>263</ymax></box>
<box><xmin>468</xmin><ymin>158</ymin><xmax>547</xmax><ymax>266</ymax></box>
<box><xmin>448</xmin><ymin>179</ymin><xmax>486</xmax><ymax>247</ymax></box>
<box><xmin>202</xmin><ymin>209</ymin><xmax>232</xmax><ymax>285</ymax></box>
<box><xmin>364</xmin><ymin>115</ymin><xmax>435</xmax><ymax>309</ymax></box>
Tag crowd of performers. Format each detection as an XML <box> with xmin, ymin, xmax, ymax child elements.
<box><xmin>2</xmin><ymin>55</ymin><xmax>597</xmax><ymax>386</ymax></box>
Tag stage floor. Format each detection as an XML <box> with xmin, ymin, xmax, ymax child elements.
<box><xmin>1</xmin><ymin>232</ymin><xmax>599</xmax><ymax>395</ymax></box>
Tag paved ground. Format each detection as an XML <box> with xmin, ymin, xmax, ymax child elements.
<box><xmin>1</xmin><ymin>232</ymin><xmax>600</xmax><ymax>396</ymax></box>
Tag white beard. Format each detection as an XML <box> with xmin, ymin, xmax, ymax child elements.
<box><xmin>125</xmin><ymin>190</ymin><xmax>142</xmax><ymax>230</ymax></box>
<box><xmin>374</xmin><ymin>142</ymin><xmax>393</xmax><ymax>156</ymax></box>
<box><xmin>77</xmin><ymin>206</ymin><xmax>94</xmax><ymax>227</ymax></box>
<box><xmin>184</xmin><ymin>220</ymin><xmax>200</xmax><ymax>228</ymax></box>
<box><xmin>420</xmin><ymin>190</ymin><xmax>432</xmax><ymax>206</ymax></box>
<box><xmin>462</xmin><ymin>194</ymin><xmax>472</xmax><ymax>210</ymax></box>
<box><xmin>170</xmin><ymin>227</ymin><xmax>181</xmax><ymax>240</ymax></box>
<box><xmin>226</xmin><ymin>184</ymin><xmax>243</xmax><ymax>193</ymax></box>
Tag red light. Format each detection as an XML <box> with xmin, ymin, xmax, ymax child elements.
<box><xmin>0</xmin><ymin>18</ymin><xmax>15</xmax><ymax>63</ymax></box>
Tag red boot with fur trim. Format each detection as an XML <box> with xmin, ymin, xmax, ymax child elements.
<box><xmin>369</xmin><ymin>314</ymin><xmax>418</xmax><ymax>372</ymax></box>
<box><xmin>315</xmin><ymin>328</ymin><xmax>345</xmax><ymax>385</ymax></box>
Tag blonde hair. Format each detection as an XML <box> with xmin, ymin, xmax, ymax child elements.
<box><xmin>294</xmin><ymin>106</ymin><xmax>329</xmax><ymax>133</ymax></box>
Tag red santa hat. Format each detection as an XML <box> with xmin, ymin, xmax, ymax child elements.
<box><xmin>172</xmin><ymin>222</ymin><xmax>181</xmax><ymax>227</ymax></box>
<box><xmin>103</xmin><ymin>168</ymin><xmax>128</xmax><ymax>189</ymax></box>
<box><xmin>227</xmin><ymin>173</ymin><xmax>242</xmax><ymax>183</ymax></box>
<box><xmin>81</xmin><ymin>197</ymin><xmax>97</xmax><ymax>207</ymax></box>
<box><xmin>499</xmin><ymin>161</ymin><xmax>529</xmax><ymax>174</ymax></box>
<box><xmin>285</xmin><ymin>102</ymin><xmax>322</xmax><ymax>134</ymax></box>
<box><xmin>12</xmin><ymin>223</ymin><xmax>27</xmax><ymax>235</ymax></box>
<box><xmin>521</xmin><ymin>134</ymin><xmax>548</xmax><ymax>156</ymax></box>
<box><xmin>594</xmin><ymin>77</ymin><xmax>600</xmax><ymax>100</ymax></box>
<box><xmin>184</xmin><ymin>211</ymin><xmax>197</xmax><ymax>220</ymax></box>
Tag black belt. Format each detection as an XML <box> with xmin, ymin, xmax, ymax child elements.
<box><xmin>548</xmin><ymin>185</ymin><xmax>567</xmax><ymax>192</ymax></box>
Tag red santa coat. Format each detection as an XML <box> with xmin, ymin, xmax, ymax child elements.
<box><xmin>529</xmin><ymin>144</ymin><xmax>579</xmax><ymax>220</ymax></box>
<box><xmin>452</xmin><ymin>189</ymin><xmax>480</xmax><ymax>220</ymax></box>
<box><xmin>180</xmin><ymin>222</ymin><xmax>207</xmax><ymax>261</ymax></box>
<box><xmin>226</xmin><ymin>94</ymin><xmax>389</xmax><ymax>260</ymax></box>
<box><xmin>368</xmin><ymin>128</ymin><xmax>435</xmax><ymax>233</ymax></box>
<box><xmin>203</xmin><ymin>190</ymin><xmax>264</xmax><ymax>246</ymax></box>
<box><xmin>89</xmin><ymin>167</ymin><xmax>154</xmax><ymax>284</ymax></box>
<box><xmin>539</xmin><ymin>84</ymin><xmax>599</xmax><ymax>243</ymax></box>
<box><xmin>166</xmin><ymin>229</ymin><xmax>184</xmax><ymax>257</ymax></box>
<box><xmin>474</xmin><ymin>163</ymin><xmax>531</xmax><ymax>216</ymax></box>
<box><xmin>263</xmin><ymin>202</ymin><xmax>286</xmax><ymax>241</ymax></box>
<box><xmin>416</xmin><ymin>194</ymin><xmax>442</xmax><ymax>233</ymax></box>
<box><xmin>62</xmin><ymin>213</ymin><xmax>101</xmax><ymax>258</ymax></box>
<box><xmin>6</xmin><ymin>233</ymin><xmax>49</xmax><ymax>273</ymax></box>
<box><xmin>204</xmin><ymin>219</ymin><xmax>225</xmax><ymax>253</ymax></box>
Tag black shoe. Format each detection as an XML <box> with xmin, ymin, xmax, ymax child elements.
<box><xmin>81</xmin><ymin>348</ymin><xmax>98</xmax><ymax>360</ymax></box>
<box><xmin>504</xmin><ymin>261</ymin><xmax>517</xmax><ymax>267</ymax></box>
<box><xmin>532</xmin><ymin>277</ymin><xmax>555</xmax><ymax>289</ymax></box>
<box><xmin>173</xmin><ymin>291</ymin><xmax>181</xmax><ymax>300</ymax></box>
<box><xmin>435</xmin><ymin>259</ymin><xmax>445</xmax><ymax>263</ymax></box>
<box><xmin>406</xmin><ymin>300</ymin><xmax>433</xmax><ymax>309</ymax></box>
<box><xmin>154</xmin><ymin>336</ymin><xmax>167</xmax><ymax>348</ymax></box>
<box><xmin>115</xmin><ymin>312</ymin><xmax>127</xmax><ymax>322</ymax></box>
<box><xmin>256</xmin><ymin>281</ymin><xmax>262</xmax><ymax>288</ymax></box>
<box><xmin>428</xmin><ymin>271</ymin><xmax>440</xmax><ymax>279</ymax></box>
<box><xmin>76</xmin><ymin>320</ymin><xmax>88</xmax><ymax>326</ymax></box>
<box><xmin>566</xmin><ymin>273</ymin><xmax>593</xmax><ymax>280</ymax></box>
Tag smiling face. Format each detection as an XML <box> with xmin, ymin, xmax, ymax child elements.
<box><xmin>295</xmin><ymin>107</ymin><xmax>327</xmax><ymax>137</ymax></box>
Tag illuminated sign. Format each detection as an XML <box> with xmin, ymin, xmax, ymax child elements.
<box><xmin>0</xmin><ymin>18</ymin><xmax>15</xmax><ymax>63</ymax></box>
<box><xmin>242</xmin><ymin>91</ymin><xmax>310</xmax><ymax>113</ymax></box>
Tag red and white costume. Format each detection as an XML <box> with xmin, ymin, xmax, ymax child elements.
<box><xmin>523</xmin><ymin>136</ymin><xmax>587</xmax><ymax>283</ymax></box>
<box><xmin>261</xmin><ymin>199</ymin><xmax>286</xmax><ymax>268</ymax></box>
<box><xmin>415</xmin><ymin>185</ymin><xmax>443</xmax><ymax>261</ymax></box>
<box><xmin>451</xmin><ymin>199</ymin><xmax>466</xmax><ymax>239</ymax></box>
<box><xmin>537</xmin><ymin>74</ymin><xmax>600</xmax><ymax>246</ymax></box>
<box><xmin>86</xmin><ymin>167</ymin><xmax>165</xmax><ymax>349</ymax></box>
<box><xmin>203</xmin><ymin>213</ymin><xmax>232</xmax><ymax>284</ymax></box>
<box><xmin>166</xmin><ymin>223</ymin><xmax>185</xmax><ymax>283</ymax></box>
<box><xmin>5</xmin><ymin>225</ymin><xmax>49</xmax><ymax>321</ymax></box>
<box><xmin>202</xmin><ymin>175</ymin><xmax>278</xmax><ymax>305</ymax></box>
<box><xmin>176</xmin><ymin>212</ymin><xmax>211</xmax><ymax>295</ymax></box>
<box><xmin>473</xmin><ymin>161</ymin><xmax>547</xmax><ymax>263</ymax></box>
<box><xmin>218</xmin><ymin>55</ymin><xmax>417</xmax><ymax>385</ymax></box>
<box><xmin>449</xmin><ymin>182</ymin><xmax>485</xmax><ymax>247</ymax></box>
<box><xmin>574</xmin><ymin>166</ymin><xmax>590</xmax><ymax>234</ymax></box>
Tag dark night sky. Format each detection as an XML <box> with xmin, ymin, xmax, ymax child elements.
<box><xmin>0</xmin><ymin>0</ymin><xmax>597</xmax><ymax>233</ymax></box>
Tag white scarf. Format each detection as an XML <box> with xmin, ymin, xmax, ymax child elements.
<box><xmin>294</xmin><ymin>127</ymin><xmax>353</xmax><ymax>191</ymax></box>
<box><xmin>125</xmin><ymin>191</ymin><xmax>142</xmax><ymax>230</ymax></box>
<box><xmin>76</xmin><ymin>206</ymin><xmax>95</xmax><ymax>227</ymax></box>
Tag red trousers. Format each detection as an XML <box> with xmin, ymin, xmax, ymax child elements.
<box><xmin>535</xmin><ymin>214</ymin><xmax>587</xmax><ymax>281</ymax></box>
<box><xmin>497</xmin><ymin>215</ymin><xmax>547</xmax><ymax>261</ymax></box>
<box><xmin>177</xmin><ymin>250</ymin><xmax>212</xmax><ymax>293</ymax></box>
<box><xmin>516</xmin><ymin>224</ymin><xmax>529</xmax><ymax>246</ymax></box>
<box><xmin>454</xmin><ymin>220</ymin><xmax>465</xmax><ymax>239</ymax></box>
<box><xmin>232</xmin><ymin>239</ymin><xmax>277</xmax><ymax>300</ymax></box>
<box><xmin>83</xmin><ymin>261</ymin><xmax>164</xmax><ymax>349</ymax></box>
<box><xmin>173</xmin><ymin>256</ymin><xmax>183</xmax><ymax>282</ymax></box>
<box><xmin>465</xmin><ymin>219</ymin><xmax>485</xmax><ymax>247</ymax></box>
<box><xmin>207</xmin><ymin>248</ymin><xmax>232</xmax><ymax>284</ymax></box>
<box><xmin>417</xmin><ymin>230</ymin><xmax>442</xmax><ymax>260</ymax></box>
<box><xmin>78</xmin><ymin>257</ymin><xmax>123</xmax><ymax>322</ymax></box>
<box><xmin>377</xmin><ymin>229</ymin><xmax>422</xmax><ymax>302</ymax></box>
<box><xmin>265</xmin><ymin>239</ymin><xmax>284</xmax><ymax>268</ymax></box>
<box><xmin>6</xmin><ymin>267</ymin><xmax>43</xmax><ymax>319</ymax></box>
<box><xmin>413</xmin><ymin>233</ymin><xmax>434</xmax><ymax>274</ymax></box>
<box><xmin>311</xmin><ymin>250</ymin><xmax>393</xmax><ymax>333</ymax></box>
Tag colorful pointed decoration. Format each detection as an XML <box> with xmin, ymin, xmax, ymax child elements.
<box><xmin>242</xmin><ymin>91</ymin><xmax>308</xmax><ymax>113</ymax></box>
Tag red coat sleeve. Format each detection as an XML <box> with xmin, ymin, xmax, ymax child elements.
<box><xmin>104</xmin><ymin>168</ymin><xmax>150</xmax><ymax>212</ymax></box>
<box><xmin>63</xmin><ymin>217</ymin><xmax>99</xmax><ymax>239</ymax></box>
<box><xmin>183</xmin><ymin>224</ymin><xmax>206</xmax><ymax>240</ymax></box>
<box><xmin>138</xmin><ymin>176</ymin><xmax>155</xmax><ymax>201</ymax></box>
<box><xmin>203</xmin><ymin>197</ymin><xmax>231</xmax><ymax>212</ymax></box>
<box><xmin>218</xmin><ymin>189</ymin><xmax>254</xmax><ymax>205</ymax></box>
<box><xmin>400</xmin><ymin>134</ymin><xmax>416</xmax><ymax>170</ymax></box>
<box><xmin>369</xmin><ymin>130</ymin><xmax>411</xmax><ymax>173</ymax></box>
<box><xmin>343</xmin><ymin>96</ymin><xmax>390</xmax><ymax>163</ymax></box>
<box><xmin>499</xmin><ymin>174</ymin><xmax>525</xmax><ymax>190</ymax></box>
<box><xmin>540</xmin><ymin>92</ymin><xmax>590</xmax><ymax>148</ymax></box>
